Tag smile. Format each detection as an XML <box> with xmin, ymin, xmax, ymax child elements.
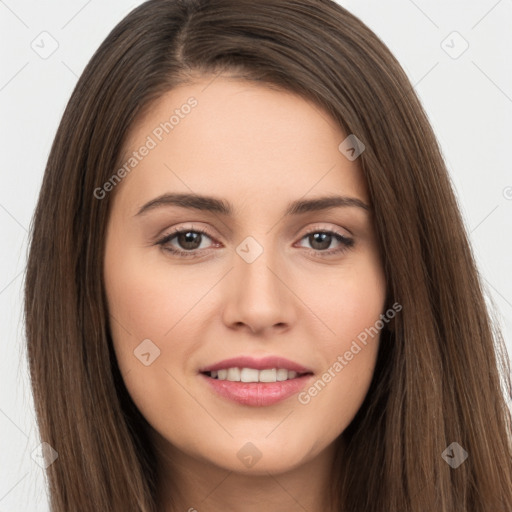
<box><xmin>200</xmin><ymin>368</ymin><xmax>314</xmax><ymax>407</ymax></box>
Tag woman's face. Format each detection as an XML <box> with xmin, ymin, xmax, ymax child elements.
<box><xmin>104</xmin><ymin>76</ymin><xmax>387</xmax><ymax>475</ymax></box>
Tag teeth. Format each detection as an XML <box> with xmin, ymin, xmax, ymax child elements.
<box><xmin>276</xmin><ymin>368</ymin><xmax>289</xmax><ymax>381</ymax></box>
<box><xmin>227</xmin><ymin>367</ymin><xmax>241</xmax><ymax>381</ymax></box>
<box><xmin>259</xmin><ymin>369</ymin><xmax>276</xmax><ymax>382</ymax></box>
<box><xmin>208</xmin><ymin>367</ymin><xmax>303</xmax><ymax>383</ymax></box>
<box><xmin>240</xmin><ymin>368</ymin><xmax>259</xmax><ymax>382</ymax></box>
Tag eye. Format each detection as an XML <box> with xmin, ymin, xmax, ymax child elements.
<box><xmin>296</xmin><ymin>228</ymin><xmax>354</xmax><ymax>257</ymax></box>
<box><xmin>156</xmin><ymin>226</ymin><xmax>218</xmax><ymax>259</ymax></box>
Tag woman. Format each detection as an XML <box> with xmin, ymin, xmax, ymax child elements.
<box><xmin>24</xmin><ymin>0</ymin><xmax>512</xmax><ymax>510</ymax></box>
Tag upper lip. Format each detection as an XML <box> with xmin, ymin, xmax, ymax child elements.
<box><xmin>199</xmin><ymin>355</ymin><xmax>313</xmax><ymax>374</ymax></box>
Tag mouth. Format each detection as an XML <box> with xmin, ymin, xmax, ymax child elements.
<box><xmin>199</xmin><ymin>365</ymin><xmax>314</xmax><ymax>407</ymax></box>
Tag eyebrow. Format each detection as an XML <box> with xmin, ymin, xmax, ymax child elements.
<box><xmin>135</xmin><ymin>192</ymin><xmax>370</xmax><ymax>217</ymax></box>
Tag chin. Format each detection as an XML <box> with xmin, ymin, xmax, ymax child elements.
<box><xmin>197</xmin><ymin>435</ymin><xmax>319</xmax><ymax>475</ymax></box>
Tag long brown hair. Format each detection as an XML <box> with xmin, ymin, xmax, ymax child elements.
<box><xmin>24</xmin><ymin>0</ymin><xmax>512</xmax><ymax>510</ymax></box>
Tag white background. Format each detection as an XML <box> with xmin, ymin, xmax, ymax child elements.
<box><xmin>1</xmin><ymin>0</ymin><xmax>511</xmax><ymax>509</ymax></box>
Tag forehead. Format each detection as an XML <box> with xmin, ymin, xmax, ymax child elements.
<box><xmin>114</xmin><ymin>76</ymin><xmax>368</xmax><ymax>215</ymax></box>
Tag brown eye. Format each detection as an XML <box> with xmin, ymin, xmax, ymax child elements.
<box><xmin>307</xmin><ymin>232</ymin><xmax>333</xmax><ymax>251</ymax></box>
<box><xmin>297</xmin><ymin>230</ymin><xmax>354</xmax><ymax>256</ymax></box>
<box><xmin>175</xmin><ymin>231</ymin><xmax>204</xmax><ymax>251</ymax></box>
<box><xmin>156</xmin><ymin>227</ymin><xmax>217</xmax><ymax>258</ymax></box>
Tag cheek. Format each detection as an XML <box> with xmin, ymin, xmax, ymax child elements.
<box><xmin>103</xmin><ymin>239</ymin><xmax>201</xmax><ymax>430</ymax></box>
<box><xmin>103</xmin><ymin>235</ymin><xmax>215</xmax><ymax>419</ymax></box>
<box><xmin>296</xmin><ymin>253</ymin><xmax>386</xmax><ymax>427</ymax></box>
<box><xmin>104</xmin><ymin>239</ymin><xmax>204</xmax><ymax>342</ymax></box>
<box><xmin>304</xmin><ymin>248</ymin><xmax>386</xmax><ymax>350</ymax></box>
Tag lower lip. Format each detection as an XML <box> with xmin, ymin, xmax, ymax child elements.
<box><xmin>200</xmin><ymin>373</ymin><xmax>314</xmax><ymax>407</ymax></box>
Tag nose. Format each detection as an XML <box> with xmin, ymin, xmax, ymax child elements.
<box><xmin>221</xmin><ymin>242</ymin><xmax>297</xmax><ymax>336</ymax></box>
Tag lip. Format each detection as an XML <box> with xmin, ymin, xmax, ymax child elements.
<box><xmin>200</xmin><ymin>373</ymin><xmax>314</xmax><ymax>407</ymax></box>
<box><xmin>198</xmin><ymin>355</ymin><xmax>313</xmax><ymax>373</ymax></box>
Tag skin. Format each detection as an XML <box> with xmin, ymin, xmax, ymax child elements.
<box><xmin>103</xmin><ymin>75</ymin><xmax>387</xmax><ymax>512</ymax></box>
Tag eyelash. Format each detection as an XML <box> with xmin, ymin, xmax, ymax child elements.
<box><xmin>155</xmin><ymin>225</ymin><xmax>355</xmax><ymax>259</ymax></box>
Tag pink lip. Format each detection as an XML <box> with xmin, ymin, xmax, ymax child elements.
<box><xmin>198</xmin><ymin>355</ymin><xmax>312</xmax><ymax>373</ymax></box>
<box><xmin>200</xmin><ymin>373</ymin><xmax>314</xmax><ymax>407</ymax></box>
